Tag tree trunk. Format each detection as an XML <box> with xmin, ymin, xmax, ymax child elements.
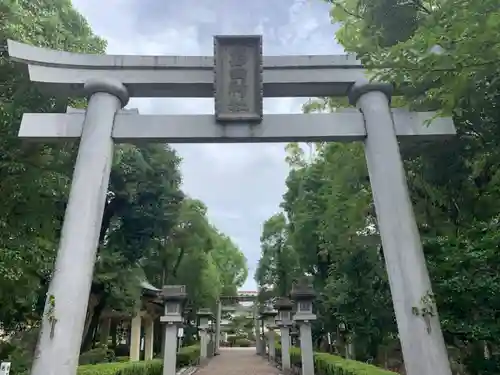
<box><xmin>81</xmin><ymin>294</ymin><xmax>107</xmax><ymax>352</ymax></box>
<box><xmin>154</xmin><ymin>319</ymin><xmax>162</xmax><ymax>358</ymax></box>
<box><xmin>82</xmin><ymin>294</ymin><xmax>99</xmax><ymax>344</ymax></box>
<box><xmin>111</xmin><ymin>320</ymin><xmax>117</xmax><ymax>347</ymax></box>
<box><xmin>99</xmin><ymin>197</ymin><xmax>124</xmax><ymax>243</ymax></box>
<box><xmin>171</xmin><ymin>248</ymin><xmax>186</xmax><ymax>278</ymax></box>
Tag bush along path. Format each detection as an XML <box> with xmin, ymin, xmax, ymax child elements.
<box><xmin>77</xmin><ymin>345</ymin><xmax>200</xmax><ymax>375</ymax></box>
<box><xmin>274</xmin><ymin>345</ymin><xmax>397</xmax><ymax>375</ymax></box>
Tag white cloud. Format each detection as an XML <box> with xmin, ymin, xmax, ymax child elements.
<box><xmin>71</xmin><ymin>0</ymin><xmax>343</xmax><ymax>290</ymax></box>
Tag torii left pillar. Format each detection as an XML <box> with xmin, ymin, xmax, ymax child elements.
<box><xmin>30</xmin><ymin>78</ymin><xmax>129</xmax><ymax>375</ymax></box>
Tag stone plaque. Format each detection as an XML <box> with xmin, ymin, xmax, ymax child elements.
<box><xmin>214</xmin><ymin>35</ymin><xmax>263</xmax><ymax>123</ymax></box>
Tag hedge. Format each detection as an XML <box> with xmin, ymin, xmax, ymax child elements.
<box><xmin>79</xmin><ymin>347</ymin><xmax>116</xmax><ymax>365</ymax></box>
<box><xmin>275</xmin><ymin>345</ymin><xmax>397</xmax><ymax>375</ymax></box>
<box><xmin>233</xmin><ymin>338</ymin><xmax>252</xmax><ymax>347</ymax></box>
<box><xmin>78</xmin><ymin>345</ymin><xmax>199</xmax><ymax>375</ymax></box>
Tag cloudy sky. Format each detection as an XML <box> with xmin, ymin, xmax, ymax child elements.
<box><xmin>71</xmin><ymin>0</ymin><xmax>344</xmax><ymax>290</ymax></box>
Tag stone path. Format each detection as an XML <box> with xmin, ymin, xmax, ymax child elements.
<box><xmin>195</xmin><ymin>347</ymin><xmax>281</xmax><ymax>375</ymax></box>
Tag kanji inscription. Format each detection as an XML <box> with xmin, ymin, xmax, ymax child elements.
<box><xmin>214</xmin><ymin>35</ymin><xmax>263</xmax><ymax>123</ymax></box>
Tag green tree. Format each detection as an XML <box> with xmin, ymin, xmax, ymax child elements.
<box><xmin>0</xmin><ymin>0</ymin><xmax>105</xmax><ymax>332</ymax></box>
<box><xmin>254</xmin><ymin>0</ymin><xmax>500</xmax><ymax>372</ymax></box>
<box><xmin>0</xmin><ymin>2</ymin><xmax>249</xmax><ymax>370</ymax></box>
<box><xmin>327</xmin><ymin>0</ymin><xmax>500</xmax><ymax>371</ymax></box>
<box><xmin>212</xmin><ymin>232</ymin><xmax>248</xmax><ymax>296</ymax></box>
<box><xmin>81</xmin><ymin>143</ymin><xmax>184</xmax><ymax>351</ymax></box>
<box><xmin>255</xmin><ymin>213</ymin><xmax>300</xmax><ymax>297</ymax></box>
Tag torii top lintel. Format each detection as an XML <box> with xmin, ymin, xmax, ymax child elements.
<box><xmin>221</xmin><ymin>290</ymin><xmax>258</xmax><ymax>303</ymax></box>
<box><xmin>7</xmin><ymin>39</ymin><xmax>367</xmax><ymax>99</ymax></box>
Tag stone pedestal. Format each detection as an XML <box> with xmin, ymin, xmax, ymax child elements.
<box><xmin>197</xmin><ymin>308</ymin><xmax>214</xmax><ymax>364</ymax></box>
<box><xmin>200</xmin><ymin>329</ymin><xmax>208</xmax><ymax>360</ymax></box>
<box><xmin>253</xmin><ymin>302</ymin><xmax>263</xmax><ymax>355</ymax></box>
<box><xmin>291</xmin><ymin>279</ymin><xmax>316</xmax><ymax>375</ymax></box>
<box><xmin>208</xmin><ymin>329</ymin><xmax>215</xmax><ymax>357</ymax></box>
<box><xmin>275</xmin><ymin>297</ymin><xmax>294</xmax><ymax>373</ymax></box>
<box><xmin>280</xmin><ymin>327</ymin><xmax>291</xmax><ymax>370</ymax></box>
<box><xmin>162</xmin><ymin>324</ymin><xmax>178</xmax><ymax>372</ymax></box>
<box><xmin>215</xmin><ymin>301</ymin><xmax>222</xmax><ymax>355</ymax></box>
<box><xmin>160</xmin><ymin>326</ymin><xmax>166</xmax><ymax>359</ymax></box>
<box><xmin>298</xmin><ymin>322</ymin><xmax>314</xmax><ymax>375</ymax></box>
<box><xmin>266</xmin><ymin>329</ymin><xmax>276</xmax><ymax>362</ymax></box>
<box><xmin>160</xmin><ymin>286</ymin><xmax>187</xmax><ymax>375</ymax></box>
<box><xmin>255</xmin><ymin>319</ymin><xmax>263</xmax><ymax>354</ymax></box>
<box><xmin>259</xmin><ymin>305</ymin><xmax>278</xmax><ymax>363</ymax></box>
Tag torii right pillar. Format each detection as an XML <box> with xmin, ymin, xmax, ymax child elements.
<box><xmin>348</xmin><ymin>81</ymin><xmax>452</xmax><ymax>375</ymax></box>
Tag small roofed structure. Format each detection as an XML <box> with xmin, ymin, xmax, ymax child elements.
<box><xmin>94</xmin><ymin>278</ymin><xmax>166</xmax><ymax>361</ymax></box>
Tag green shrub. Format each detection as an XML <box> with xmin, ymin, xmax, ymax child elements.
<box><xmin>79</xmin><ymin>347</ymin><xmax>116</xmax><ymax>365</ymax></box>
<box><xmin>275</xmin><ymin>344</ymin><xmax>397</xmax><ymax>375</ymax></box>
<box><xmin>77</xmin><ymin>345</ymin><xmax>200</xmax><ymax>375</ymax></box>
<box><xmin>3</xmin><ymin>328</ymin><xmax>40</xmax><ymax>375</ymax></box>
<box><xmin>227</xmin><ymin>334</ymin><xmax>248</xmax><ymax>346</ymax></box>
<box><xmin>314</xmin><ymin>352</ymin><xmax>397</xmax><ymax>375</ymax></box>
<box><xmin>177</xmin><ymin>345</ymin><xmax>200</xmax><ymax>367</ymax></box>
<box><xmin>115</xmin><ymin>356</ymin><xmax>130</xmax><ymax>362</ymax></box>
<box><xmin>78</xmin><ymin>362</ymin><xmax>130</xmax><ymax>375</ymax></box>
<box><xmin>117</xmin><ymin>360</ymin><xmax>162</xmax><ymax>375</ymax></box>
<box><xmin>233</xmin><ymin>338</ymin><xmax>252</xmax><ymax>347</ymax></box>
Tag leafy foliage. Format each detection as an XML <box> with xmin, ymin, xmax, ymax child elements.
<box><xmin>0</xmin><ymin>0</ymin><xmax>248</xmax><ymax>369</ymax></box>
<box><xmin>77</xmin><ymin>345</ymin><xmax>199</xmax><ymax>375</ymax></box>
<box><xmin>79</xmin><ymin>347</ymin><xmax>116</xmax><ymax>365</ymax></box>
<box><xmin>275</xmin><ymin>344</ymin><xmax>397</xmax><ymax>375</ymax></box>
<box><xmin>0</xmin><ymin>0</ymin><xmax>104</xmax><ymax>332</ymax></box>
<box><xmin>257</xmin><ymin>0</ymin><xmax>500</xmax><ymax>373</ymax></box>
<box><xmin>255</xmin><ymin>213</ymin><xmax>300</xmax><ymax>298</ymax></box>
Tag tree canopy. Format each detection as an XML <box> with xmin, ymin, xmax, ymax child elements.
<box><xmin>0</xmin><ymin>0</ymin><xmax>248</xmax><ymax>367</ymax></box>
<box><xmin>256</xmin><ymin>0</ymin><xmax>500</xmax><ymax>373</ymax></box>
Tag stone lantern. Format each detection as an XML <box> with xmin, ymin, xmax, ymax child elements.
<box><xmin>259</xmin><ymin>305</ymin><xmax>278</xmax><ymax>362</ymax></box>
<box><xmin>337</xmin><ymin>321</ymin><xmax>354</xmax><ymax>359</ymax></box>
<box><xmin>160</xmin><ymin>285</ymin><xmax>187</xmax><ymax>375</ymax></box>
<box><xmin>274</xmin><ymin>297</ymin><xmax>294</xmax><ymax>372</ymax></box>
<box><xmin>291</xmin><ymin>279</ymin><xmax>316</xmax><ymax>375</ymax></box>
<box><xmin>197</xmin><ymin>308</ymin><xmax>214</xmax><ymax>363</ymax></box>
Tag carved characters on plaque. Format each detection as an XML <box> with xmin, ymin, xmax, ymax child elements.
<box><xmin>227</xmin><ymin>47</ymin><xmax>249</xmax><ymax>113</ymax></box>
<box><xmin>214</xmin><ymin>35</ymin><xmax>263</xmax><ymax>122</ymax></box>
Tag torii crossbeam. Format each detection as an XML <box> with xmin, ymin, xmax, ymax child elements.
<box><xmin>8</xmin><ymin>35</ymin><xmax>454</xmax><ymax>375</ymax></box>
<box><xmin>19</xmin><ymin>108</ymin><xmax>454</xmax><ymax>143</ymax></box>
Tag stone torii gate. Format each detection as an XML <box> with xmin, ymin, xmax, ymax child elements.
<box><xmin>8</xmin><ymin>35</ymin><xmax>454</xmax><ymax>375</ymax></box>
<box><xmin>218</xmin><ymin>290</ymin><xmax>259</xmax><ymax>354</ymax></box>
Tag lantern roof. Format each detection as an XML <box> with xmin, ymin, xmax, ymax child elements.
<box><xmin>160</xmin><ymin>285</ymin><xmax>187</xmax><ymax>302</ymax></box>
<box><xmin>197</xmin><ymin>307</ymin><xmax>214</xmax><ymax>319</ymax></box>
<box><xmin>290</xmin><ymin>278</ymin><xmax>315</xmax><ymax>301</ymax></box>
<box><xmin>274</xmin><ymin>297</ymin><xmax>293</xmax><ymax>311</ymax></box>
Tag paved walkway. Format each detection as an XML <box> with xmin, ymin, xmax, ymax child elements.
<box><xmin>195</xmin><ymin>347</ymin><xmax>281</xmax><ymax>375</ymax></box>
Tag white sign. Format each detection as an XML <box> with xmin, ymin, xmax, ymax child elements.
<box><xmin>0</xmin><ymin>362</ymin><xmax>11</xmax><ymax>375</ymax></box>
<box><xmin>177</xmin><ymin>327</ymin><xmax>184</xmax><ymax>338</ymax></box>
